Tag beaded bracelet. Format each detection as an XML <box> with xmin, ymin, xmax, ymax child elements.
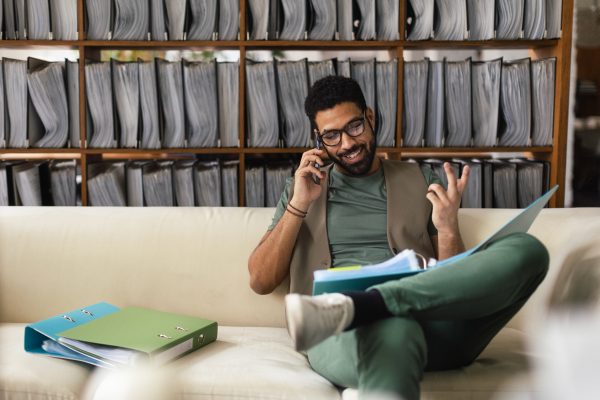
<box><xmin>287</xmin><ymin>203</ymin><xmax>307</xmax><ymax>215</ymax></box>
<box><xmin>285</xmin><ymin>207</ymin><xmax>306</xmax><ymax>218</ymax></box>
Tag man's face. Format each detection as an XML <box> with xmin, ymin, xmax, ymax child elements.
<box><xmin>314</xmin><ymin>102</ymin><xmax>377</xmax><ymax>177</ymax></box>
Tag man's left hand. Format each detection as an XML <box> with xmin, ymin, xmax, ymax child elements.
<box><xmin>426</xmin><ymin>163</ymin><xmax>470</xmax><ymax>234</ymax></box>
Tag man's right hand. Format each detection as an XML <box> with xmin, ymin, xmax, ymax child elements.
<box><xmin>291</xmin><ymin>149</ymin><xmax>326</xmax><ymax>212</ymax></box>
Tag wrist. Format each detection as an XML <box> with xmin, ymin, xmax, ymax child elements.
<box><xmin>436</xmin><ymin>222</ymin><xmax>460</xmax><ymax>237</ymax></box>
<box><xmin>288</xmin><ymin>200</ymin><xmax>310</xmax><ymax>213</ymax></box>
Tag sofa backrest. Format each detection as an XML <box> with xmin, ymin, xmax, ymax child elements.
<box><xmin>1</xmin><ymin>207</ymin><xmax>599</xmax><ymax>337</ymax></box>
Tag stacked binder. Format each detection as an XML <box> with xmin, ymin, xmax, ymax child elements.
<box><xmin>405</xmin><ymin>0</ymin><xmax>563</xmax><ymax>41</ymax></box>
<box><xmin>404</xmin><ymin>57</ymin><xmax>556</xmax><ymax>148</ymax></box>
<box><xmin>244</xmin><ymin>161</ymin><xmax>294</xmax><ymax>207</ymax></box>
<box><xmin>88</xmin><ymin>159</ymin><xmax>239</xmax><ymax>207</ymax></box>
<box><xmin>405</xmin><ymin>157</ymin><xmax>550</xmax><ymax>208</ymax></box>
<box><xmin>245</xmin><ymin>56</ymin><xmax>398</xmax><ymax>148</ymax></box>
<box><xmin>24</xmin><ymin>302</ymin><xmax>217</xmax><ymax>369</ymax></box>
<box><xmin>2</xmin><ymin>0</ymin><xmax>78</xmax><ymax>40</ymax></box>
<box><xmin>1</xmin><ymin>56</ymin><xmax>80</xmax><ymax>150</ymax></box>
<box><xmin>0</xmin><ymin>160</ymin><xmax>78</xmax><ymax>206</ymax></box>
<box><xmin>82</xmin><ymin>58</ymin><xmax>239</xmax><ymax>150</ymax></box>
<box><xmin>245</xmin><ymin>0</ymin><xmax>399</xmax><ymax>41</ymax></box>
<box><xmin>83</xmin><ymin>0</ymin><xmax>239</xmax><ymax>40</ymax></box>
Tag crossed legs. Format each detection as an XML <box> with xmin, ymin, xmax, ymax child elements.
<box><xmin>307</xmin><ymin>232</ymin><xmax>550</xmax><ymax>400</ymax></box>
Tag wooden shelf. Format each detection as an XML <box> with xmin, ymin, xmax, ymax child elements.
<box><xmin>6</xmin><ymin>0</ymin><xmax>571</xmax><ymax>207</ymax></box>
<box><xmin>0</xmin><ymin>39</ymin><xmax>559</xmax><ymax>51</ymax></box>
<box><xmin>0</xmin><ymin>147</ymin><xmax>554</xmax><ymax>155</ymax></box>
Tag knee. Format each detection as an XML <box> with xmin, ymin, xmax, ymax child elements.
<box><xmin>356</xmin><ymin>318</ymin><xmax>427</xmax><ymax>368</ymax></box>
<box><xmin>495</xmin><ymin>232</ymin><xmax>550</xmax><ymax>280</ymax></box>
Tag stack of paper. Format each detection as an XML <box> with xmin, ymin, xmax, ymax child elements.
<box><xmin>496</xmin><ymin>0</ymin><xmax>525</xmax><ymax>40</ymax></box>
<box><xmin>156</xmin><ymin>58</ymin><xmax>185</xmax><ymax>148</ymax></box>
<box><xmin>187</xmin><ymin>0</ymin><xmax>218</xmax><ymax>40</ymax></box>
<box><xmin>218</xmin><ymin>0</ymin><xmax>239</xmax><ymax>40</ymax></box>
<box><xmin>51</xmin><ymin>0</ymin><xmax>78</xmax><ymax>40</ymax></box>
<box><xmin>266</xmin><ymin>162</ymin><xmax>293</xmax><ymax>207</ymax></box>
<box><xmin>424</xmin><ymin>60</ymin><xmax>444</xmax><ymax>147</ymax></box>
<box><xmin>337</xmin><ymin>0</ymin><xmax>353</xmax><ymax>40</ymax></box>
<box><xmin>354</xmin><ymin>0</ymin><xmax>376</xmax><ymax>40</ymax></box>
<box><xmin>27</xmin><ymin>61</ymin><xmax>69</xmax><ymax>148</ymax></box>
<box><xmin>308</xmin><ymin>59</ymin><xmax>336</xmax><ymax>87</ymax></box>
<box><xmin>350</xmin><ymin>59</ymin><xmax>376</xmax><ymax>115</ymax></box>
<box><xmin>111</xmin><ymin>59</ymin><xmax>139</xmax><ymax>149</ymax></box>
<box><xmin>531</xmin><ymin>58</ymin><xmax>556</xmax><ymax>146</ymax></box>
<box><xmin>245</xmin><ymin>60</ymin><xmax>279</xmax><ymax>147</ymax></box>
<box><xmin>218</xmin><ymin>62</ymin><xmax>240</xmax><ymax>147</ymax></box>
<box><xmin>498</xmin><ymin>59</ymin><xmax>531</xmax><ymax>147</ymax></box>
<box><xmin>247</xmin><ymin>0</ymin><xmax>269</xmax><ymax>40</ymax></box>
<box><xmin>376</xmin><ymin>0</ymin><xmax>399</xmax><ymax>41</ymax></box>
<box><xmin>467</xmin><ymin>0</ymin><xmax>494</xmax><ymax>40</ymax></box>
<box><xmin>66</xmin><ymin>60</ymin><xmax>80</xmax><ymax>148</ymax></box>
<box><xmin>405</xmin><ymin>0</ymin><xmax>434</xmax><ymax>41</ymax></box>
<box><xmin>194</xmin><ymin>161</ymin><xmax>221</xmax><ymax>206</ymax></box>
<box><xmin>138</xmin><ymin>59</ymin><xmax>161</xmax><ymax>149</ymax></box>
<box><xmin>87</xmin><ymin>162</ymin><xmax>127</xmax><ymax>206</ymax></box>
<box><xmin>143</xmin><ymin>161</ymin><xmax>174</xmax><ymax>207</ymax></box>
<box><xmin>433</xmin><ymin>0</ymin><xmax>467</xmax><ymax>41</ymax></box>
<box><xmin>183</xmin><ymin>59</ymin><xmax>219</xmax><ymax>148</ymax></box>
<box><xmin>112</xmin><ymin>0</ymin><xmax>149</xmax><ymax>40</ymax></box>
<box><xmin>375</xmin><ymin>59</ymin><xmax>398</xmax><ymax>147</ymax></box>
<box><xmin>85</xmin><ymin>61</ymin><xmax>115</xmax><ymax>149</ymax></box>
<box><xmin>4</xmin><ymin>58</ymin><xmax>27</xmax><ymax>148</ymax></box>
<box><xmin>471</xmin><ymin>58</ymin><xmax>501</xmax><ymax>147</ymax></box>
<box><xmin>221</xmin><ymin>160</ymin><xmax>239</xmax><ymax>207</ymax></box>
<box><xmin>245</xmin><ymin>164</ymin><xmax>265</xmax><ymax>207</ymax></box>
<box><xmin>444</xmin><ymin>59</ymin><xmax>471</xmax><ymax>147</ymax></box>
<box><xmin>84</xmin><ymin>0</ymin><xmax>111</xmax><ymax>40</ymax></box>
<box><xmin>402</xmin><ymin>59</ymin><xmax>428</xmax><ymax>147</ymax></box>
<box><xmin>49</xmin><ymin>160</ymin><xmax>77</xmax><ymax>206</ymax></box>
<box><xmin>275</xmin><ymin>59</ymin><xmax>310</xmax><ymax>148</ymax></box>
<box><xmin>173</xmin><ymin>160</ymin><xmax>196</xmax><ymax>207</ymax></box>
<box><xmin>308</xmin><ymin>0</ymin><xmax>336</xmax><ymax>40</ymax></box>
<box><xmin>126</xmin><ymin>161</ymin><xmax>147</xmax><ymax>206</ymax></box>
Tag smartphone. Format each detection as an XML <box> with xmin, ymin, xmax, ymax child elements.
<box><xmin>314</xmin><ymin>140</ymin><xmax>320</xmax><ymax>184</ymax></box>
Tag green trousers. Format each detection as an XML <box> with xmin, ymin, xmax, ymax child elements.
<box><xmin>307</xmin><ymin>232</ymin><xmax>550</xmax><ymax>400</ymax></box>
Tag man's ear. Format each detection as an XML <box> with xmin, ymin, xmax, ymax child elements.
<box><xmin>366</xmin><ymin>107</ymin><xmax>376</xmax><ymax>128</ymax></box>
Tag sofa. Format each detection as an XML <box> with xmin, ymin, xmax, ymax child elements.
<box><xmin>0</xmin><ymin>206</ymin><xmax>599</xmax><ymax>400</ymax></box>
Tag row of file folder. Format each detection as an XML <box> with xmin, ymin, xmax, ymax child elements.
<box><xmin>25</xmin><ymin>302</ymin><xmax>217</xmax><ymax>369</ymax></box>
<box><xmin>85</xmin><ymin>58</ymin><xmax>239</xmax><ymax>149</ymax></box>
<box><xmin>247</xmin><ymin>0</ymin><xmax>399</xmax><ymax>41</ymax></box>
<box><xmin>0</xmin><ymin>159</ymin><xmax>78</xmax><ymax>206</ymax></box>
<box><xmin>245</xmin><ymin>161</ymin><xmax>295</xmax><ymax>207</ymax></box>
<box><xmin>246</xmin><ymin>57</ymin><xmax>398</xmax><ymax>148</ymax></box>
<box><xmin>405</xmin><ymin>0</ymin><xmax>563</xmax><ymax>41</ymax></box>
<box><xmin>83</xmin><ymin>0</ymin><xmax>239</xmax><ymax>40</ymax></box>
<box><xmin>403</xmin><ymin>57</ymin><xmax>556</xmax><ymax>148</ymax></box>
<box><xmin>2</xmin><ymin>0</ymin><xmax>78</xmax><ymax>40</ymax></box>
<box><xmin>405</xmin><ymin>157</ymin><xmax>550</xmax><ymax>209</ymax></box>
<box><xmin>87</xmin><ymin>159</ymin><xmax>239</xmax><ymax>207</ymax></box>
<box><xmin>1</xmin><ymin>57</ymin><xmax>80</xmax><ymax>149</ymax></box>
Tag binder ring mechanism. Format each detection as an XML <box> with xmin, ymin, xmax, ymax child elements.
<box><xmin>62</xmin><ymin>316</ymin><xmax>75</xmax><ymax>322</ymax></box>
<box><xmin>81</xmin><ymin>310</ymin><xmax>93</xmax><ymax>316</ymax></box>
<box><xmin>198</xmin><ymin>334</ymin><xmax>205</xmax><ymax>344</ymax></box>
<box><xmin>176</xmin><ymin>327</ymin><xmax>188</xmax><ymax>331</ymax></box>
<box><xmin>158</xmin><ymin>334</ymin><xmax>172</xmax><ymax>339</ymax></box>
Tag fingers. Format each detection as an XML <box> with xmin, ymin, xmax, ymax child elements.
<box><xmin>457</xmin><ymin>165</ymin><xmax>470</xmax><ymax>194</ymax></box>
<box><xmin>426</xmin><ymin>191</ymin><xmax>441</xmax><ymax>208</ymax></box>
<box><xmin>427</xmin><ymin>183</ymin><xmax>449</xmax><ymax>203</ymax></box>
<box><xmin>444</xmin><ymin>162</ymin><xmax>458</xmax><ymax>195</ymax></box>
<box><xmin>296</xmin><ymin>165</ymin><xmax>325</xmax><ymax>180</ymax></box>
<box><xmin>300</xmin><ymin>154</ymin><xmax>324</xmax><ymax>168</ymax></box>
<box><xmin>300</xmin><ymin>149</ymin><xmax>324</xmax><ymax>168</ymax></box>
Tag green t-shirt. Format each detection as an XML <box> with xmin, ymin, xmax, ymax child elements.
<box><xmin>267</xmin><ymin>164</ymin><xmax>444</xmax><ymax>269</ymax></box>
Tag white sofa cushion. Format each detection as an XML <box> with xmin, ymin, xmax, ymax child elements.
<box><xmin>0</xmin><ymin>324</ymin><xmax>93</xmax><ymax>400</ymax></box>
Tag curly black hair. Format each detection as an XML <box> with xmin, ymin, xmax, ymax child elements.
<box><xmin>304</xmin><ymin>75</ymin><xmax>367</xmax><ymax>131</ymax></box>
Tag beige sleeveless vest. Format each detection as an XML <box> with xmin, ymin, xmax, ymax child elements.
<box><xmin>287</xmin><ymin>158</ymin><xmax>436</xmax><ymax>295</ymax></box>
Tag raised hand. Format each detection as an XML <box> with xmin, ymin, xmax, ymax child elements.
<box><xmin>290</xmin><ymin>148</ymin><xmax>326</xmax><ymax>212</ymax></box>
<box><xmin>426</xmin><ymin>163</ymin><xmax>470</xmax><ymax>234</ymax></box>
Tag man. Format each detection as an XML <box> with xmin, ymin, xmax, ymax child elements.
<box><xmin>248</xmin><ymin>76</ymin><xmax>549</xmax><ymax>400</ymax></box>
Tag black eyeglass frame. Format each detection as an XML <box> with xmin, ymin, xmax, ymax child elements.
<box><xmin>316</xmin><ymin>111</ymin><xmax>374</xmax><ymax>147</ymax></box>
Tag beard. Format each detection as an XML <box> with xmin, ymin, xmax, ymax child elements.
<box><xmin>325</xmin><ymin>131</ymin><xmax>377</xmax><ymax>176</ymax></box>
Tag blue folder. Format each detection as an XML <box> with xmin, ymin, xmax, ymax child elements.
<box><xmin>313</xmin><ymin>185</ymin><xmax>558</xmax><ymax>295</ymax></box>
<box><xmin>24</xmin><ymin>302</ymin><xmax>120</xmax><ymax>368</ymax></box>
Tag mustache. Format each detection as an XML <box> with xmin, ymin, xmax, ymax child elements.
<box><xmin>338</xmin><ymin>144</ymin><xmax>365</xmax><ymax>158</ymax></box>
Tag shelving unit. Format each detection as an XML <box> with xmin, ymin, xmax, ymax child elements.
<box><xmin>0</xmin><ymin>0</ymin><xmax>574</xmax><ymax>207</ymax></box>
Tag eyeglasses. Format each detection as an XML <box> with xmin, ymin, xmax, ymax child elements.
<box><xmin>317</xmin><ymin>112</ymin><xmax>370</xmax><ymax>147</ymax></box>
